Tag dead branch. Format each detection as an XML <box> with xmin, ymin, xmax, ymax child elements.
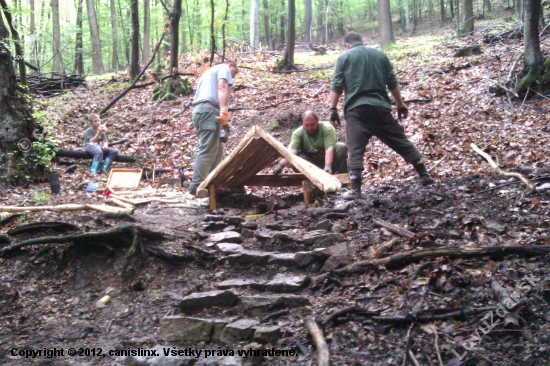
<box><xmin>491</xmin><ymin>280</ymin><xmax>521</xmax><ymax>328</ymax></box>
<box><xmin>104</xmin><ymin>197</ymin><xmax>136</xmax><ymax>214</ymax></box>
<box><xmin>230</xmin><ymin>98</ymin><xmax>302</xmax><ymax>111</ymax></box>
<box><xmin>470</xmin><ymin>143</ymin><xmax>534</xmax><ymax>191</ymax></box>
<box><xmin>261</xmin><ymin>310</ymin><xmax>290</xmax><ymax>323</ymax></box>
<box><xmin>322</xmin><ymin>307</ymin><xmax>379</xmax><ymax>330</ymax></box>
<box><xmin>372</xmin><ymin>306</ymin><xmax>497</xmax><ymax>324</ymax></box>
<box><xmin>271</xmin><ymin>65</ymin><xmax>333</xmax><ymax>74</ymax></box>
<box><xmin>306</xmin><ymin>318</ymin><xmax>330</xmax><ymax>366</ymax></box>
<box><xmin>55</xmin><ymin>149</ymin><xmax>148</xmax><ymax>163</ymax></box>
<box><xmin>428</xmin><ymin>155</ymin><xmax>447</xmax><ymax>173</ymax></box>
<box><xmin>323</xmin><ymin>245</ymin><xmax>550</xmax><ymax>278</ymax></box>
<box><xmin>401</xmin><ymin>324</ymin><xmax>415</xmax><ymax>366</ymax></box>
<box><xmin>372</xmin><ymin>218</ymin><xmax>416</xmax><ymax>239</ymax></box>
<box><xmin>7</xmin><ymin>222</ymin><xmax>78</xmax><ymax>236</ymax></box>
<box><xmin>0</xmin><ymin>204</ymin><xmax>132</xmax><ymax>215</ymax></box>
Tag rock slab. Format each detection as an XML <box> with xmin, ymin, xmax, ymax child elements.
<box><xmin>179</xmin><ymin>290</ymin><xmax>238</xmax><ymax>313</ymax></box>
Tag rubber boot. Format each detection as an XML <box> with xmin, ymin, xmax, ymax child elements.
<box><xmin>342</xmin><ymin>172</ymin><xmax>362</xmax><ymax>200</ymax></box>
<box><xmin>90</xmin><ymin>160</ymin><xmax>100</xmax><ymax>175</ymax></box>
<box><xmin>101</xmin><ymin>157</ymin><xmax>114</xmax><ymax>174</ymax></box>
<box><xmin>413</xmin><ymin>161</ymin><xmax>435</xmax><ymax>186</ymax></box>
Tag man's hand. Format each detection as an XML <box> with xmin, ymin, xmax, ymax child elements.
<box><xmin>329</xmin><ymin>108</ymin><xmax>341</xmax><ymax>127</ymax></box>
<box><xmin>272</xmin><ymin>162</ymin><xmax>284</xmax><ymax>176</ymax></box>
<box><xmin>217</xmin><ymin>106</ymin><xmax>230</xmax><ymax>125</ymax></box>
<box><xmin>323</xmin><ymin>164</ymin><xmax>333</xmax><ymax>174</ymax></box>
<box><xmin>397</xmin><ymin>104</ymin><xmax>408</xmax><ymax>120</ymax></box>
<box><xmin>220</xmin><ymin>125</ymin><xmax>230</xmax><ymax>143</ymax></box>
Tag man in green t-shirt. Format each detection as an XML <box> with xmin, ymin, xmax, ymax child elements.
<box><xmin>272</xmin><ymin>111</ymin><xmax>347</xmax><ymax>175</ymax></box>
<box><xmin>329</xmin><ymin>32</ymin><xmax>434</xmax><ymax>200</ymax></box>
<box><xmin>83</xmin><ymin>114</ymin><xmax>118</xmax><ymax>175</ymax></box>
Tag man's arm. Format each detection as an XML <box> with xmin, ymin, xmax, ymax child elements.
<box><xmin>324</xmin><ymin>147</ymin><xmax>334</xmax><ymax>173</ymax></box>
<box><xmin>278</xmin><ymin>149</ymin><xmax>298</xmax><ymax>167</ymax></box>
<box><xmin>217</xmin><ymin>78</ymin><xmax>230</xmax><ymax>107</ymax></box>
<box><xmin>329</xmin><ymin>90</ymin><xmax>342</xmax><ymax>109</ymax></box>
<box><xmin>389</xmin><ymin>85</ymin><xmax>408</xmax><ymax>120</ymax></box>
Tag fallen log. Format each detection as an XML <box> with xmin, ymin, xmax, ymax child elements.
<box><xmin>317</xmin><ymin>245</ymin><xmax>550</xmax><ymax>279</ymax></box>
<box><xmin>55</xmin><ymin>149</ymin><xmax>147</xmax><ymax>163</ymax></box>
<box><xmin>372</xmin><ymin>218</ymin><xmax>416</xmax><ymax>239</ymax></box>
<box><xmin>0</xmin><ymin>204</ymin><xmax>132</xmax><ymax>215</ymax></box>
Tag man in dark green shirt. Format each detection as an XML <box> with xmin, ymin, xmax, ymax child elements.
<box><xmin>272</xmin><ymin>111</ymin><xmax>347</xmax><ymax>175</ymax></box>
<box><xmin>329</xmin><ymin>32</ymin><xmax>434</xmax><ymax>200</ymax></box>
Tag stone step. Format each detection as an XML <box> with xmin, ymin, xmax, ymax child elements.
<box><xmin>239</xmin><ymin>294</ymin><xmax>310</xmax><ymax>316</ymax></box>
<box><xmin>216</xmin><ymin>274</ymin><xmax>310</xmax><ymax>293</ymax></box>
<box><xmin>178</xmin><ymin>290</ymin><xmax>239</xmax><ymax>314</ymax></box>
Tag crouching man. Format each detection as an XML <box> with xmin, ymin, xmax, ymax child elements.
<box><xmin>83</xmin><ymin>114</ymin><xmax>118</xmax><ymax>175</ymax></box>
<box><xmin>272</xmin><ymin>110</ymin><xmax>348</xmax><ymax>175</ymax></box>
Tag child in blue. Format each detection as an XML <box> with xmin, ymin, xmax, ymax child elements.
<box><xmin>83</xmin><ymin>114</ymin><xmax>118</xmax><ymax>175</ymax></box>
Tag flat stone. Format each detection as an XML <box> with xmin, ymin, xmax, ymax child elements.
<box><xmin>209</xmin><ymin>231</ymin><xmax>242</xmax><ymax>244</ymax></box>
<box><xmin>220</xmin><ymin>319</ymin><xmax>260</xmax><ymax>345</ymax></box>
<box><xmin>302</xmin><ymin>231</ymin><xmax>343</xmax><ymax>246</ymax></box>
<box><xmin>267</xmin><ymin>253</ymin><xmax>296</xmax><ymax>266</ymax></box>
<box><xmin>204</xmin><ymin>215</ymin><xmax>225</xmax><ymax>222</ymax></box>
<box><xmin>223</xmin><ymin>225</ymin><xmax>237</xmax><ymax>232</ymax></box>
<box><xmin>241</xmin><ymin>228</ymin><xmax>255</xmax><ymax>238</ymax></box>
<box><xmin>159</xmin><ymin>316</ymin><xmax>231</xmax><ymax>342</ymax></box>
<box><xmin>217</xmin><ymin>278</ymin><xmax>266</xmax><ymax>290</ymax></box>
<box><xmin>179</xmin><ymin>290</ymin><xmax>239</xmax><ymax>314</ymax></box>
<box><xmin>294</xmin><ymin>251</ymin><xmax>317</xmax><ymax>267</ymax></box>
<box><xmin>308</xmin><ymin>208</ymin><xmax>332</xmax><ymax>218</ymax></box>
<box><xmin>320</xmin><ymin>255</ymin><xmax>353</xmax><ymax>273</ymax></box>
<box><xmin>265</xmin><ymin>222</ymin><xmax>282</xmax><ymax>230</ymax></box>
<box><xmin>331</xmin><ymin>224</ymin><xmax>347</xmax><ymax>233</ymax></box>
<box><xmin>241</xmin><ymin>220</ymin><xmax>258</xmax><ymax>230</ymax></box>
<box><xmin>265</xmin><ymin>274</ymin><xmax>310</xmax><ymax>293</ymax></box>
<box><xmin>215</xmin><ymin>243</ymin><xmax>244</xmax><ymax>254</ymax></box>
<box><xmin>274</xmin><ymin>230</ymin><xmax>300</xmax><ymax>241</ymax></box>
<box><xmin>227</xmin><ymin>250</ymin><xmax>273</xmax><ymax>265</ymax></box>
<box><xmin>312</xmin><ymin>242</ymin><xmax>351</xmax><ymax>257</ymax></box>
<box><xmin>314</xmin><ymin>219</ymin><xmax>332</xmax><ymax>231</ymax></box>
<box><xmin>322</xmin><ymin>212</ymin><xmax>348</xmax><ymax>220</ymax></box>
<box><xmin>333</xmin><ymin>201</ymin><xmax>353</xmax><ymax>213</ymax></box>
<box><xmin>239</xmin><ymin>294</ymin><xmax>311</xmax><ymax>315</ymax></box>
<box><xmin>201</xmin><ymin>221</ymin><xmax>227</xmax><ymax>231</ymax></box>
<box><xmin>225</xmin><ymin>216</ymin><xmax>244</xmax><ymax>226</ymax></box>
<box><xmin>253</xmin><ymin>325</ymin><xmax>283</xmax><ymax>344</ymax></box>
<box><xmin>483</xmin><ymin>220</ymin><xmax>506</xmax><ymax>234</ymax></box>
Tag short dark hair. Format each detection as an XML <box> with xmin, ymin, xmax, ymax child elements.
<box><xmin>223</xmin><ymin>60</ymin><xmax>237</xmax><ymax>67</ymax></box>
<box><xmin>302</xmin><ymin>110</ymin><xmax>319</xmax><ymax>121</ymax></box>
<box><xmin>344</xmin><ymin>32</ymin><xmax>362</xmax><ymax>45</ymax></box>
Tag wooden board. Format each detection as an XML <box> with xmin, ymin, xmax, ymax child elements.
<box><xmin>106</xmin><ymin>168</ymin><xmax>143</xmax><ymax>190</ymax></box>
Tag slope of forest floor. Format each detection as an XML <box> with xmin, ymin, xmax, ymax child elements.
<box><xmin>1</xmin><ymin>9</ymin><xmax>550</xmax><ymax>366</ymax></box>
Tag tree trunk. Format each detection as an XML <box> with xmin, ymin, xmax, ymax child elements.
<box><xmin>305</xmin><ymin>0</ymin><xmax>312</xmax><ymax>44</ymax></box>
<box><xmin>405</xmin><ymin>0</ymin><xmax>414</xmax><ymax>34</ymax></box>
<box><xmin>461</xmin><ymin>0</ymin><xmax>474</xmax><ymax>35</ymax></box>
<box><xmin>171</xmin><ymin>0</ymin><xmax>182</xmax><ymax>71</ymax></box>
<box><xmin>449</xmin><ymin>0</ymin><xmax>454</xmax><ymax>19</ymax></box>
<box><xmin>86</xmin><ymin>0</ymin><xmax>104</xmax><ymax>74</ymax></box>
<box><xmin>263</xmin><ymin>0</ymin><xmax>272</xmax><ymax>50</ymax></box>
<box><xmin>0</xmin><ymin>14</ymin><xmax>34</xmax><ymax>184</ymax></box>
<box><xmin>516</xmin><ymin>0</ymin><xmax>543</xmax><ymax>93</ymax></box>
<box><xmin>440</xmin><ymin>0</ymin><xmax>445</xmax><ymax>22</ymax></box>
<box><xmin>276</xmin><ymin>0</ymin><xmax>295</xmax><ymax>71</ymax></box>
<box><xmin>221</xmin><ymin>0</ymin><xmax>229</xmax><ymax>59</ymax></box>
<box><xmin>29</xmin><ymin>0</ymin><xmax>36</xmax><ymax>67</ymax></box>
<box><xmin>129</xmin><ymin>0</ymin><xmax>140</xmax><ymax>79</ymax></box>
<box><xmin>74</xmin><ymin>0</ymin><xmax>84</xmax><ymax>74</ymax></box>
<box><xmin>280</xmin><ymin>0</ymin><xmax>286</xmax><ymax>49</ymax></box>
<box><xmin>110</xmin><ymin>0</ymin><xmax>120</xmax><ymax>70</ymax></box>
<box><xmin>484</xmin><ymin>0</ymin><xmax>491</xmax><ymax>12</ymax></box>
<box><xmin>250</xmin><ymin>0</ymin><xmax>260</xmax><ymax>51</ymax></box>
<box><xmin>118</xmin><ymin>0</ymin><xmax>129</xmax><ymax>66</ymax></box>
<box><xmin>515</xmin><ymin>0</ymin><xmax>523</xmax><ymax>23</ymax></box>
<box><xmin>51</xmin><ymin>0</ymin><xmax>62</xmax><ymax>72</ymax></box>
<box><xmin>143</xmin><ymin>0</ymin><xmax>150</xmax><ymax>64</ymax></box>
<box><xmin>209</xmin><ymin>0</ymin><xmax>215</xmax><ymax>63</ymax></box>
<box><xmin>181</xmin><ymin>5</ymin><xmax>187</xmax><ymax>53</ymax></box>
<box><xmin>378</xmin><ymin>0</ymin><xmax>394</xmax><ymax>48</ymax></box>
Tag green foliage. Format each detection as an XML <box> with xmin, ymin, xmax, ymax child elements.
<box><xmin>268</xmin><ymin>123</ymin><xmax>279</xmax><ymax>131</ymax></box>
<box><xmin>31</xmin><ymin>192</ymin><xmax>51</xmax><ymax>204</ymax></box>
<box><xmin>24</xmin><ymin>111</ymin><xmax>61</xmax><ymax>174</ymax></box>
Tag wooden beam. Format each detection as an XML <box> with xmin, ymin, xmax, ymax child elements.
<box><xmin>302</xmin><ymin>180</ymin><xmax>310</xmax><ymax>207</ymax></box>
<box><xmin>209</xmin><ymin>185</ymin><xmax>217</xmax><ymax>210</ymax></box>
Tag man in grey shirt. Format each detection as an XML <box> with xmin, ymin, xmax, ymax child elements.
<box><xmin>189</xmin><ymin>60</ymin><xmax>239</xmax><ymax>196</ymax></box>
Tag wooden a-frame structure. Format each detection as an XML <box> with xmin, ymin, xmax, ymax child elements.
<box><xmin>196</xmin><ymin>126</ymin><xmax>347</xmax><ymax>209</ymax></box>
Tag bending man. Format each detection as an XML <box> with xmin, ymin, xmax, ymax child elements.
<box><xmin>329</xmin><ymin>32</ymin><xmax>434</xmax><ymax>200</ymax></box>
<box><xmin>272</xmin><ymin>111</ymin><xmax>348</xmax><ymax>175</ymax></box>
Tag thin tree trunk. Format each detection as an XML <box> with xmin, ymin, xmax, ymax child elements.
<box><xmin>461</xmin><ymin>0</ymin><xmax>474</xmax><ymax>35</ymax></box>
<box><xmin>0</xmin><ymin>0</ymin><xmax>27</xmax><ymax>85</ymax></box>
<box><xmin>74</xmin><ymin>0</ymin><xmax>84</xmax><ymax>74</ymax></box>
<box><xmin>130</xmin><ymin>0</ymin><xmax>140</xmax><ymax>79</ymax></box>
<box><xmin>29</xmin><ymin>0</ymin><xmax>36</xmax><ymax>67</ymax></box>
<box><xmin>250</xmin><ymin>0</ymin><xmax>260</xmax><ymax>51</ymax></box>
<box><xmin>209</xmin><ymin>0</ymin><xmax>216</xmax><ymax>63</ymax></box>
<box><xmin>221</xmin><ymin>0</ymin><xmax>229</xmax><ymax>59</ymax></box>
<box><xmin>181</xmin><ymin>5</ymin><xmax>187</xmax><ymax>53</ymax></box>
<box><xmin>110</xmin><ymin>0</ymin><xmax>120</xmax><ymax>70</ymax></box>
<box><xmin>86</xmin><ymin>0</ymin><xmax>104</xmax><ymax>74</ymax></box>
<box><xmin>484</xmin><ymin>0</ymin><xmax>491</xmax><ymax>12</ymax></box>
<box><xmin>143</xmin><ymin>0</ymin><xmax>150</xmax><ymax>63</ymax></box>
<box><xmin>305</xmin><ymin>0</ymin><xmax>312</xmax><ymax>44</ymax></box>
<box><xmin>171</xmin><ymin>0</ymin><xmax>182</xmax><ymax>71</ymax></box>
<box><xmin>440</xmin><ymin>0</ymin><xmax>445</xmax><ymax>22</ymax></box>
<box><xmin>118</xmin><ymin>0</ymin><xmax>129</xmax><ymax>66</ymax></box>
<box><xmin>280</xmin><ymin>0</ymin><xmax>286</xmax><ymax>48</ymax></box>
<box><xmin>523</xmin><ymin>0</ymin><xmax>542</xmax><ymax>73</ymax></box>
<box><xmin>262</xmin><ymin>0</ymin><xmax>272</xmax><ymax>49</ymax></box>
<box><xmin>51</xmin><ymin>0</ymin><xmax>62</xmax><ymax>72</ymax></box>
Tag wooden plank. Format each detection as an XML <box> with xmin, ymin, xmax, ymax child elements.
<box><xmin>254</xmin><ymin>127</ymin><xmax>341</xmax><ymax>192</ymax></box>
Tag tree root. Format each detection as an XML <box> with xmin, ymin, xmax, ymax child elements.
<box><xmin>7</xmin><ymin>221</ymin><xmax>79</xmax><ymax>236</ymax></box>
<box><xmin>0</xmin><ymin>225</ymin><xmax>193</xmax><ymax>263</ymax></box>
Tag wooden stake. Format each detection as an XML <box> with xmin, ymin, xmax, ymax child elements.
<box><xmin>209</xmin><ymin>185</ymin><xmax>217</xmax><ymax>210</ymax></box>
<box><xmin>302</xmin><ymin>180</ymin><xmax>310</xmax><ymax>208</ymax></box>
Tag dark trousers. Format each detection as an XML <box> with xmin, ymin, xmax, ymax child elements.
<box><xmin>297</xmin><ymin>142</ymin><xmax>348</xmax><ymax>174</ymax></box>
<box><xmin>84</xmin><ymin>144</ymin><xmax>118</xmax><ymax>163</ymax></box>
<box><xmin>345</xmin><ymin>105</ymin><xmax>421</xmax><ymax>173</ymax></box>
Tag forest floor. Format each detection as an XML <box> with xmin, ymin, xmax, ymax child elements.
<box><xmin>1</xmin><ymin>8</ymin><xmax>550</xmax><ymax>366</ymax></box>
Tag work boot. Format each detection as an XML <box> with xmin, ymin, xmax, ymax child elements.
<box><xmin>90</xmin><ymin>161</ymin><xmax>100</xmax><ymax>175</ymax></box>
<box><xmin>413</xmin><ymin>161</ymin><xmax>435</xmax><ymax>186</ymax></box>
<box><xmin>342</xmin><ymin>172</ymin><xmax>362</xmax><ymax>200</ymax></box>
<box><xmin>101</xmin><ymin>157</ymin><xmax>114</xmax><ymax>174</ymax></box>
